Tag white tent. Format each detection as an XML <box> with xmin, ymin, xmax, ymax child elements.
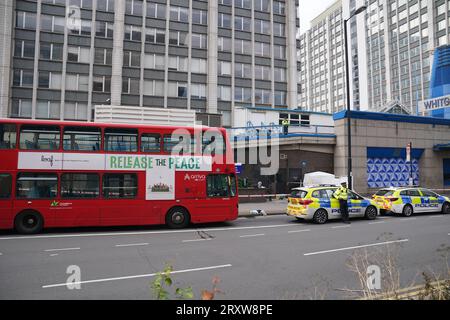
<box><xmin>303</xmin><ymin>172</ymin><xmax>347</xmax><ymax>188</ymax></box>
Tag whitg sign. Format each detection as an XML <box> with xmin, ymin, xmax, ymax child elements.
<box><xmin>418</xmin><ymin>94</ymin><xmax>450</xmax><ymax>114</ymax></box>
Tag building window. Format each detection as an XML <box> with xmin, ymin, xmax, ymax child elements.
<box><xmin>10</xmin><ymin>99</ymin><xmax>32</xmax><ymax>118</ymax></box>
<box><xmin>97</xmin><ymin>0</ymin><xmax>115</xmax><ymax>12</ymax></box>
<box><xmin>94</xmin><ymin>48</ymin><xmax>112</xmax><ymax>65</ymax></box>
<box><xmin>143</xmin><ymin>80</ymin><xmax>164</xmax><ymax>96</ymax></box>
<box><xmin>219</xmin><ymin>14</ymin><xmax>232</xmax><ymax>28</ymax></box>
<box><xmin>169</xmin><ymin>31</ymin><xmax>188</xmax><ymax>47</ymax></box>
<box><xmin>96</xmin><ymin>21</ymin><xmax>114</xmax><ymax>38</ymax></box>
<box><xmin>170</xmin><ymin>6</ymin><xmax>189</xmax><ymax>23</ymax></box>
<box><xmin>41</xmin><ymin>15</ymin><xmax>65</xmax><ymax>33</ymax></box>
<box><xmin>122</xmin><ymin>77</ymin><xmax>140</xmax><ymax>95</ymax></box>
<box><xmin>0</xmin><ymin>125</ymin><xmax>17</xmax><ymax>150</ymax></box>
<box><xmin>273</xmin><ymin>1</ymin><xmax>285</xmax><ymax>15</ymax></box>
<box><xmin>147</xmin><ymin>2</ymin><xmax>166</xmax><ymax>19</ymax></box>
<box><xmin>124</xmin><ymin>25</ymin><xmax>142</xmax><ymax>42</ymax></box>
<box><xmin>16</xmin><ymin>11</ymin><xmax>37</xmax><ymax>30</ymax></box>
<box><xmin>36</xmin><ymin>101</ymin><xmax>61</xmax><ymax>119</ymax></box>
<box><xmin>93</xmin><ymin>76</ymin><xmax>111</xmax><ymax>92</ymax></box>
<box><xmin>254</xmin><ymin>42</ymin><xmax>271</xmax><ymax>57</ymax></box>
<box><xmin>144</xmin><ymin>53</ymin><xmax>165</xmax><ymax>69</ymax></box>
<box><xmin>168</xmin><ymin>82</ymin><xmax>188</xmax><ymax>98</ymax></box>
<box><xmin>234</xmin><ymin>16</ymin><xmax>252</xmax><ymax>32</ymax></box>
<box><xmin>235</xmin><ymin>63</ymin><xmax>252</xmax><ymax>78</ymax></box>
<box><xmin>191</xmin><ymin>83</ymin><xmax>207</xmax><ymax>100</ymax></box>
<box><xmin>234</xmin><ymin>0</ymin><xmax>251</xmax><ymax>10</ymax></box>
<box><xmin>234</xmin><ymin>87</ymin><xmax>252</xmax><ymax>102</ymax></box>
<box><xmin>38</xmin><ymin>72</ymin><xmax>62</xmax><ymax>90</ymax></box>
<box><xmin>67</xmin><ymin>46</ymin><xmax>91</xmax><ymax>63</ymax></box>
<box><xmin>274</xmin><ymin>68</ymin><xmax>286</xmax><ymax>82</ymax></box>
<box><xmin>254</xmin><ymin>0</ymin><xmax>270</xmax><ymax>12</ymax></box>
<box><xmin>15</xmin><ymin>40</ymin><xmax>35</xmax><ymax>58</ymax></box>
<box><xmin>255</xmin><ymin>89</ymin><xmax>271</xmax><ymax>105</ymax></box>
<box><xmin>191</xmin><ymin>34</ymin><xmax>207</xmax><ymax>49</ymax></box>
<box><xmin>254</xmin><ymin>65</ymin><xmax>271</xmax><ymax>81</ymax></box>
<box><xmin>274</xmin><ymin>91</ymin><xmax>287</xmax><ymax>106</ymax></box>
<box><xmin>126</xmin><ymin>0</ymin><xmax>143</xmax><ymax>16</ymax></box>
<box><xmin>218</xmin><ymin>86</ymin><xmax>231</xmax><ymax>101</ymax></box>
<box><xmin>65</xmin><ymin>74</ymin><xmax>89</xmax><ymax>91</ymax></box>
<box><xmin>40</xmin><ymin>42</ymin><xmax>63</xmax><ymax>61</ymax></box>
<box><xmin>145</xmin><ymin>28</ymin><xmax>166</xmax><ymax>44</ymax></box>
<box><xmin>254</xmin><ymin>19</ymin><xmax>270</xmax><ymax>34</ymax></box>
<box><xmin>69</xmin><ymin>0</ymin><xmax>92</xmax><ymax>9</ymax></box>
<box><xmin>64</xmin><ymin>103</ymin><xmax>89</xmax><ymax>121</ymax></box>
<box><xmin>192</xmin><ymin>9</ymin><xmax>207</xmax><ymax>25</ymax></box>
<box><xmin>168</xmin><ymin>56</ymin><xmax>188</xmax><ymax>72</ymax></box>
<box><xmin>123</xmin><ymin>51</ymin><xmax>141</xmax><ymax>68</ymax></box>
<box><xmin>191</xmin><ymin>58</ymin><xmax>207</xmax><ymax>74</ymax></box>
<box><xmin>13</xmin><ymin>69</ymin><xmax>34</xmax><ymax>88</ymax></box>
<box><xmin>218</xmin><ymin>61</ymin><xmax>232</xmax><ymax>76</ymax></box>
<box><xmin>218</xmin><ymin>37</ymin><xmax>232</xmax><ymax>52</ymax></box>
<box><xmin>273</xmin><ymin>23</ymin><xmax>285</xmax><ymax>37</ymax></box>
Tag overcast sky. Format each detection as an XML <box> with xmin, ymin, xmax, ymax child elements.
<box><xmin>299</xmin><ymin>0</ymin><xmax>336</xmax><ymax>34</ymax></box>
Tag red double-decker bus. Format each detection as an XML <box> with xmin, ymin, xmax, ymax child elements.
<box><xmin>0</xmin><ymin>119</ymin><xmax>238</xmax><ymax>234</ymax></box>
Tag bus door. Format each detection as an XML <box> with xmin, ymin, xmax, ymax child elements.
<box><xmin>0</xmin><ymin>174</ymin><xmax>13</xmax><ymax>228</ymax></box>
<box><xmin>195</xmin><ymin>174</ymin><xmax>236</xmax><ymax>222</ymax></box>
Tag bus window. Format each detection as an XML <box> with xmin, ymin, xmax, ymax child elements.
<box><xmin>202</xmin><ymin>131</ymin><xmax>225</xmax><ymax>156</ymax></box>
<box><xmin>0</xmin><ymin>124</ymin><xmax>17</xmax><ymax>149</ymax></box>
<box><xmin>103</xmin><ymin>173</ymin><xmax>138</xmax><ymax>199</ymax></box>
<box><xmin>63</xmin><ymin>127</ymin><xmax>101</xmax><ymax>151</ymax></box>
<box><xmin>20</xmin><ymin>125</ymin><xmax>60</xmax><ymax>150</ymax></box>
<box><xmin>16</xmin><ymin>173</ymin><xmax>58</xmax><ymax>199</ymax></box>
<box><xmin>105</xmin><ymin>128</ymin><xmax>138</xmax><ymax>152</ymax></box>
<box><xmin>61</xmin><ymin>173</ymin><xmax>99</xmax><ymax>199</ymax></box>
<box><xmin>141</xmin><ymin>134</ymin><xmax>161</xmax><ymax>153</ymax></box>
<box><xmin>163</xmin><ymin>134</ymin><xmax>195</xmax><ymax>155</ymax></box>
<box><xmin>207</xmin><ymin>174</ymin><xmax>231</xmax><ymax>198</ymax></box>
<box><xmin>0</xmin><ymin>174</ymin><xmax>12</xmax><ymax>199</ymax></box>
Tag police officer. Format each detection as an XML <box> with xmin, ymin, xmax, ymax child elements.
<box><xmin>282</xmin><ymin>118</ymin><xmax>290</xmax><ymax>135</ymax></box>
<box><xmin>334</xmin><ymin>182</ymin><xmax>350</xmax><ymax>224</ymax></box>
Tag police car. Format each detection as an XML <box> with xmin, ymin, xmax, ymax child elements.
<box><xmin>372</xmin><ymin>187</ymin><xmax>450</xmax><ymax>217</ymax></box>
<box><xmin>286</xmin><ymin>186</ymin><xmax>379</xmax><ymax>224</ymax></box>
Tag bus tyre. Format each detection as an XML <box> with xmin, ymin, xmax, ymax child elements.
<box><xmin>402</xmin><ymin>204</ymin><xmax>414</xmax><ymax>217</ymax></box>
<box><xmin>313</xmin><ymin>209</ymin><xmax>328</xmax><ymax>224</ymax></box>
<box><xmin>166</xmin><ymin>207</ymin><xmax>190</xmax><ymax>229</ymax></box>
<box><xmin>15</xmin><ymin>210</ymin><xmax>43</xmax><ymax>234</ymax></box>
<box><xmin>442</xmin><ymin>202</ymin><xmax>450</xmax><ymax>214</ymax></box>
<box><xmin>365</xmin><ymin>206</ymin><xmax>378</xmax><ymax>220</ymax></box>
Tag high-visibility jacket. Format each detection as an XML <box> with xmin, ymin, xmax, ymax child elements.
<box><xmin>334</xmin><ymin>186</ymin><xmax>349</xmax><ymax>201</ymax></box>
<box><xmin>282</xmin><ymin>119</ymin><xmax>290</xmax><ymax>126</ymax></box>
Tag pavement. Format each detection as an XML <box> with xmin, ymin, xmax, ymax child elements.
<box><xmin>0</xmin><ymin>212</ymin><xmax>449</xmax><ymax>300</ymax></box>
<box><xmin>238</xmin><ymin>200</ymin><xmax>287</xmax><ymax>217</ymax></box>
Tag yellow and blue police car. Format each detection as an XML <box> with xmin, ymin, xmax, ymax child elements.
<box><xmin>372</xmin><ymin>187</ymin><xmax>450</xmax><ymax>217</ymax></box>
<box><xmin>287</xmin><ymin>186</ymin><xmax>380</xmax><ymax>224</ymax></box>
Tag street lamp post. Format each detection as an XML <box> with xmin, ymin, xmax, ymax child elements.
<box><xmin>343</xmin><ymin>5</ymin><xmax>367</xmax><ymax>189</ymax></box>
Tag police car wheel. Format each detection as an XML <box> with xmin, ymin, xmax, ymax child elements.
<box><xmin>442</xmin><ymin>203</ymin><xmax>450</xmax><ymax>214</ymax></box>
<box><xmin>365</xmin><ymin>206</ymin><xmax>377</xmax><ymax>220</ymax></box>
<box><xmin>402</xmin><ymin>205</ymin><xmax>413</xmax><ymax>217</ymax></box>
<box><xmin>313</xmin><ymin>209</ymin><xmax>328</xmax><ymax>224</ymax></box>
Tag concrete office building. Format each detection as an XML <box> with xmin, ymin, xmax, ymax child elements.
<box><xmin>0</xmin><ymin>0</ymin><xmax>300</xmax><ymax>127</ymax></box>
<box><xmin>299</xmin><ymin>0</ymin><xmax>450</xmax><ymax>114</ymax></box>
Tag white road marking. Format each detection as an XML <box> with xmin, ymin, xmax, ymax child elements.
<box><xmin>42</xmin><ymin>264</ymin><xmax>232</xmax><ymax>289</ymax></box>
<box><xmin>240</xmin><ymin>234</ymin><xmax>265</xmax><ymax>238</ymax></box>
<box><xmin>44</xmin><ymin>247</ymin><xmax>80</xmax><ymax>252</ymax></box>
<box><xmin>399</xmin><ymin>218</ymin><xmax>418</xmax><ymax>221</ymax></box>
<box><xmin>0</xmin><ymin>253</ymin><xmax>2</xmax><ymax>256</ymax></box>
<box><xmin>369</xmin><ymin>221</ymin><xmax>386</xmax><ymax>225</ymax></box>
<box><xmin>304</xmin><ymin>239</ymin><xmax>409</xmax><ymax>256</ymax></box>
<box><xmin>50</xmin><ymin>254</ymin><xmax>59</xmax><ymax>257</ymax></box>
<box><xmin>182</xmin><ymin>239</ymin><xmax>212</xmax><ymax>243</ymax></box>
<box><xmin>288</xmin><ymin>229</ymin><xmax>311</xmax><ymax>234</ymax></box>
<box><xmin>0</xmin><ymin>224</ymin><xmax>297</xmax><ymax>241</ymax></box>
<box><xmin>115</xmin><ymin>243</ymin><xmax>149</xmax><ymax>248</ymax></box>
<box><xmin>332</xmin><ymin>225</ymin><xmax>351</xmax><ymax>229</ymax></box>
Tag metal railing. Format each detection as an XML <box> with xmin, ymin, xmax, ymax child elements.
<box><xmin>227</xmin><ymin>124</ymin><xmax>335</xmax><ymax>141</ymax></box>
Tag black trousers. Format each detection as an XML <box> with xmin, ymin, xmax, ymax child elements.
<box><xmin>339</xmin><ymin>200</ymin><xmax>349</xmax><ymax>221</ymax></box>
<box><xmin>283</xmin><ymin>125</ymin><xmax>288</xmax><ymax>135</ymax></box>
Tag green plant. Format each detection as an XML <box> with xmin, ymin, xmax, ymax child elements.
<box><xmin>151</xmin><ymin>265</ymin><xmax>194</xmax><ymax>300</ymax></box>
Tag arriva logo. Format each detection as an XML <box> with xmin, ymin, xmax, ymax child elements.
<box><xmin>184</xmin><ymin>174</ymin><xmax>206</xmax><ymax>182</ymax></box>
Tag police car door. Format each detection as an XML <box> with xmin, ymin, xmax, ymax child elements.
<box><xmin>420</xmin><ymin>189</ymin><xmax>440</xmax><ymax>213</ymax></box>
<box><xmin>407</xmin><ymin>189</ymin><xmax>424</xmax><ymax>213</ymax></box>
<box><xmin>348</xmin><ymin>191</ymin><xmax>363</xmax><ymax>216</ymax></box>
<box><xmin>325</xmin><ymin>189</ymin><xmax>340</xmax><ymax>217</ymax></box>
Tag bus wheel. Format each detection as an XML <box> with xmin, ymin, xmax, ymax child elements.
<box><xmin>14</xmin><ymin>210</ymin><xmax>44</xmax><ymax>234</ymax></box>
<box><xmin>166</xmin><ymin>207</ymin><xmax>190</xmax><ymax>229</ymax></box>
